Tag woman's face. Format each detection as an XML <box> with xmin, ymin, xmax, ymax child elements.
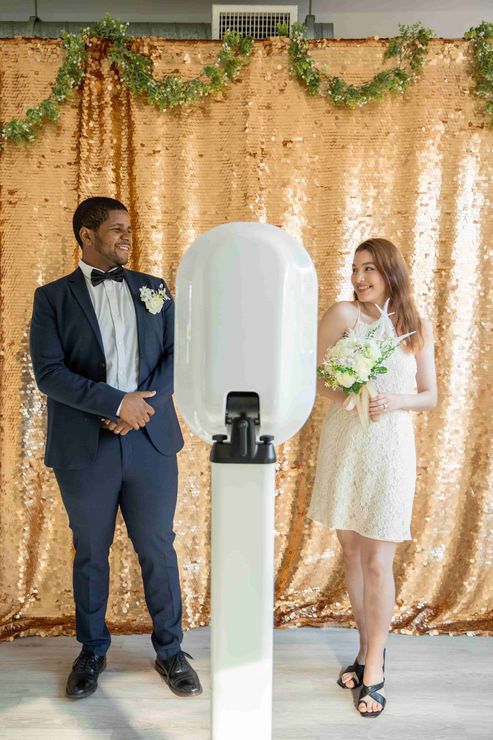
<box><xmin>351</xmin><ymin>249</ymin><xmax>388</xmax><ymax>306</ymax></box>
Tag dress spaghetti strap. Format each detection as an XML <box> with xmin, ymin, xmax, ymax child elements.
<box><xmin>352</xmin><ymin>300</ymin><xmax>361</xmax><ymax>331</ymax></box>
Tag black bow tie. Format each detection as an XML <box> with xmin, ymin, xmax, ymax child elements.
<box><xmin>90</xmin><ymin>265</ymin><xmax>125</xmax><ymax>286</ymax></box>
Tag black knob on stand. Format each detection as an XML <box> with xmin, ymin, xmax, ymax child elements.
<box><xmin>212</xmin><ymin>434</ymin><xmax>228</xmax><ymax>443</ymax></box>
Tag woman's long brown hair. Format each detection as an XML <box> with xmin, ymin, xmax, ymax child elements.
<box><xmin>353</xmin><ymin>238</ymin><xmax>423</xmax><ymax>353</ymax></box>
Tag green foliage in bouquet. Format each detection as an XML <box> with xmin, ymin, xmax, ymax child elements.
<box><xmin>0</xmin><ymin>13</ymin><xmax>254</xmax><ymax>146</ymax></box>
<box><xmin>286</xmin><ymin>21</ymin><xmax>434</xmax><ymax>107</ymax></box>
<box><xmin>464</xmin><ymin>21</ymin><xmax>493</xmax><ymax>126</ymax></box>
<box><xmin>317</xmin><ymin>327</ymin><xmax>397</xmax><ymax>396</ymax></box>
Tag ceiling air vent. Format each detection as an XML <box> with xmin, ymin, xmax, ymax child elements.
<box><xmin>212</xmin><ymin>5</ymin><xmax>298</xmax><ymax>40</ymax></box>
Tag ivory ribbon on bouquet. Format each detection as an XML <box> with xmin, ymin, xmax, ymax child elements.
<box><xmin>343</xmin><ymin>380</ymin><xmax>378</xmax><ymax>433</ymax></box>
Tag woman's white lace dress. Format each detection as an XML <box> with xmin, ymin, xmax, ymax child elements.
<box><xmin>308</xmin><ymin>309</ymin><xmax>417</xmax><ymax>542</ymax></box>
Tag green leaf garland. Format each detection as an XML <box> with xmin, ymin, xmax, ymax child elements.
<box><xmin>287</xmin><ymin>21</ymin><xmax>434</xmax><ymax>108</ymax></box>
<box><xmin>96</xmin><ymin>14</ymin><xmax>254</xmax><ymax>111</ymax></box>
<box><xmin>464</xmin><ymin>21</ymin><xmax>493</xmax><ymax>126</ymax></box>
<box><xmin>0</xmin><ymin>13</ymin><xmax>254</xmax><ymax>146</ymax></box>
<box><xmin>1</xmin><ymin>30</ymin><xmax>87</xmax><ymax>144</ymax></box>
<box><xmin>0</xmin><ymin>15</ymin><xmax>492</xmax><ymax>145</ymax></box>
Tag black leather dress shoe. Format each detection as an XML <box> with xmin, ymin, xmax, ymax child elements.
<box><xmin>155</xmin><ymin>650</ymin><xmax>203</xmax><ymax>697</ymax></box>
<box><xmin>66</xmin><ymin>649</ymin><xmax>107</xmax><ymax>699</ymax></box>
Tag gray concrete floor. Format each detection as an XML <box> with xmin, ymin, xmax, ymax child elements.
<box><xmin>0</xmin><ymin>627</ymin><xmax>491</xmax><ymax>739</ymax></box>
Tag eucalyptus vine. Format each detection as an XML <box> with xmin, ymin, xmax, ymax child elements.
<box><xmin>285</xmin><ymin>21</ymin><xmax>434</xmax><ymax>108</ymax></box>
<box><xmin>0</xmin><ymin>15</ymin><xmax>491</xmax><ymax>145</ymax></box>
<box><xmin>464</xmin><ymin>21</ymin><xmax>493</xmax><ymax>126</ymax></box>
<box><xmin>0</xmin><ymin>13</ymin><xmax>254</xmax><ymax>145</ymax></box>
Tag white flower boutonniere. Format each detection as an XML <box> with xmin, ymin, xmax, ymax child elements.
<box><xmin>139</xmin><ymin>283</ymin><xmax>170</xmax><ymax>314</ymax></box>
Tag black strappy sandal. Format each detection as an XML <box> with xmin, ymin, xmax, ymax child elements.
<box><xmin>357</xmin><ymin>648</ymin><xmax>386</xmax><ymax>718</ymax></box>
<box><xmin>337</xmin><ymin>659</ymin><xmax>365</xmax><ymax>689</ymax></box>
<box><xmin>358</xmin><ymin>680</ymin><xmax>386</xmax><ymax>717</ymax></box>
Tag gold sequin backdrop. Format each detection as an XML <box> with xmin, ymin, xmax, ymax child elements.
<box><xmin>0</xmin><ymin>36</ymin><xmax>492</xmax><ymax>641</ymax></box>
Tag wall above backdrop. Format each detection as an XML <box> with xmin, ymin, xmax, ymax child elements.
<box><xmin>0</xmin><ymin>0</ymin><xmax>488</xmax><ymax>39</ymax></box>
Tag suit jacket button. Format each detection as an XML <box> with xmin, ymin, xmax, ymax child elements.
<box><xmin>98</xmin><ymin>361</ymin><xmax>106</xmax><ymax>369</ymax></box>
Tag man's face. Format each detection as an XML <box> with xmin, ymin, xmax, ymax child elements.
<box><xmin>80</xmin><ymin>209</ymin><xmax>132</xmax><ymax>270</ymax></box>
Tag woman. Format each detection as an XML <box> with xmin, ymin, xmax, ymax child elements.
<box><xmin>308</xmin><ymin>238</ymin><xmax>437</xmax><ymax>718</ymax></box>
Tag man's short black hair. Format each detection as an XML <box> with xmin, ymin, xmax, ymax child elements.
<box><xmin>72</xmin><ymin>197</ymin><xmax>128</xmax><ymax>248</ymax></box>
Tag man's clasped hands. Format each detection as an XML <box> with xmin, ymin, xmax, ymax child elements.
<box><xmin>102</xmin><ymin>390</ymin><xmax>157</xmax><ymax>436</ymax></box>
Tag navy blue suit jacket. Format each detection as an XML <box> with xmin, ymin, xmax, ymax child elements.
<box><xmin>29</xmin><ymin>266</ymin><xmax>184</xmax><ymax>469</ymax></box>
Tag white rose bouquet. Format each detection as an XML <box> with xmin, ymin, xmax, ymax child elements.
<box><xmin>318</xmin><ymin>300</ymin><xmax>415</xmax><ymax>432</ymax></box>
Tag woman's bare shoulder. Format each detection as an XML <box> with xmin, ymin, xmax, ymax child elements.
<box><xmin>320</xmin><ymin>300</ymin><xmax>358</xmax><ymax>323</ymax></box>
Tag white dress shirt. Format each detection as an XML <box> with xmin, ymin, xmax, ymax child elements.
<box><xmin>78</xmin><ymin>259</ymin><xmax>140</xmax><ymax>417</ymax></box>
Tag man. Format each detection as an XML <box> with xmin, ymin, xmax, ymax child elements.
<box><xmin>29</xmin><ymin>196</ymin><xmax>202</xmax><ymax>699</ymax></box>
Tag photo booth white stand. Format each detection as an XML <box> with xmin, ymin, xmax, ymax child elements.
<box><xmin>174</xmin><ymin>222</ymin><xmax>318</xmax><ymax>740</ymax></box>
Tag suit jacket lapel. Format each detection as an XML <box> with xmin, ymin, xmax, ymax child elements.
<box><xmin>68</xmin><ymin>268</ymin><xmax>105</xmax><ymax>357</ymax></box>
